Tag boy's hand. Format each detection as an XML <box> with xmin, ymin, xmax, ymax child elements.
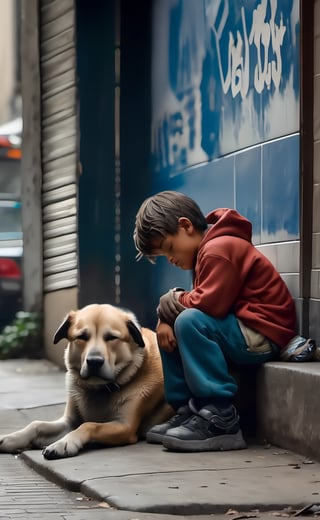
<box><xmin>156</xmin><ymin>322</ymin><xmax>177</xmax><ymax>353</ymax></box>
<box><xmin>157</xmin><ymin>288</ymin><xmax>185</xmax><ymax>325</ymax></box>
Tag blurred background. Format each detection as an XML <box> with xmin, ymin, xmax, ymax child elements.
<box><xmin>0</xmin><ymin>0</ymin><xmax>23</xmax><ymax>331</ymax></box>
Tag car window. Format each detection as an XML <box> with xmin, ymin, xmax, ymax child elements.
<box><xmin>0</xmin><ymin>158</ymin><xmax>21</xmax><ymax>195</ymax></box>
<box><xmin>0</xmin><ymin>201</ymin><xmax>22</xmax><ymax>237</ymax></box>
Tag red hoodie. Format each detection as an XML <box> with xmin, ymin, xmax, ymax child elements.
<box><xmin>177</xmin><ymin>208</ymin><xmax>297</xmax><ymax>348</ymax></box>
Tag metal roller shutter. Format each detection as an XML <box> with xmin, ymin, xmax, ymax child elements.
<box><xmin>40</xmin><ymin>0</ymin><xmax>78</xmax><ymax>292</ymax></box>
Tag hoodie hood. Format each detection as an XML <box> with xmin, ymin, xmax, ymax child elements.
<box><xmin>203</xmin><ymin>208</ymin><xmax>252</xmax><ymax>244</ymax></box>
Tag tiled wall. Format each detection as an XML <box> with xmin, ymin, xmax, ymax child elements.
<box><xmin>311</xmin><ymin>0</ymin><xmax>320</xmax><ymax>342</ymax></box>
<box><xmin>171</xmin><ymin>135</ymin><xmax>300</xmax><ymax>246</ymax></box>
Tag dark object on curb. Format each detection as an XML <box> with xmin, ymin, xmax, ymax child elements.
<box><xmin>280</xmin><ymin>338</ymin><xmax>316</xmax><ymax>362</ymax></box>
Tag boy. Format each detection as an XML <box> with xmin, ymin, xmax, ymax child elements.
<box><xmin>133</xmin><ymin>191</ymin><xmax>315</xmax><ymax>452</ymax></box>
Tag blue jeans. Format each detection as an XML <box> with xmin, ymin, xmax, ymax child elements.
<box><xmin>160</xmin><ymin>308</ymin><xmax>278</xmax><ymax>410</ymax></box>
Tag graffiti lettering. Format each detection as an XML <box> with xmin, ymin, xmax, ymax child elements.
<box><xmin>151</xmin><ymin>0</ymin><xmax>298</xmax><ymax>171</ymax></box>
<box><xmin>212</xmin><ymin>0</ymin><xmax>286</xmax><ymax>98</ymax></box>
<box><xmin>152</xmin><ymin>89</ymin><xmax>197</xmax><ymax>172</ymax></box>
<box><xmin>249</xmin><ymin>0</ymin><xmax>286</xmax><ymax>92</ymax></box>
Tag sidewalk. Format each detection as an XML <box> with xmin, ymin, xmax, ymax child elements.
<box><xmin>0</xmin><ymin>358</ymin><xmax>320</xmax><ymax>519</ymax></box>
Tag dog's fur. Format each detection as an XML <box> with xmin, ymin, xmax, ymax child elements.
<box><xmin>0</xmin><ymin>303</ymin><xmax>173</xmax><ymax>459</ymax></box>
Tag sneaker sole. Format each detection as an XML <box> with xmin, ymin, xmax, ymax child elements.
<box><xmin>162</xmin><ymin>430</ymin><xmax>247</xmax><ymax>452</ymax></box>
<box><xmin>146</xmin><ymin>431</ymin><xmax>165</xmax><ymax>444</ymax></box>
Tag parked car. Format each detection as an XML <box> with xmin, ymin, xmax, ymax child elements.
<box><xmin>0</xmin><ymin>118</ymin><xmax>23</xmax><ymax>330</ymax></box>
<box><xmin>0</xmin><ymin>198</ymin><xmax>23</xmax><ymax>330</ymax></box>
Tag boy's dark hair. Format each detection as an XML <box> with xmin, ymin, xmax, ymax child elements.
<box><xmin>133</xmin><ymin>191</ymin><xmax>207</xmax><ymax>262</ymax></box>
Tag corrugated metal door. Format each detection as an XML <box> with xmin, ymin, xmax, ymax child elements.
<box><xmin>40</xmin><ymin>0</ymin><xmax>78</xmax><ymax>293</ymax></box>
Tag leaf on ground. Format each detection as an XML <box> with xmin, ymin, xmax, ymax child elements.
<box><xmin>98</xmin><ymin>501</ymin><xmax>112</xmax><ymax>508</ymax></box>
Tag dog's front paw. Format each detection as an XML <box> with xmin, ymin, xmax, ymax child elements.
<box><xmin>42</xmin><ymin>434</ymin><xmax>83</xmax><ymax>459</ymax></box>
<box><xmin>0</xmin><ymin>432</ymin><xmax>29</xmax><ymax>453</ymax></box>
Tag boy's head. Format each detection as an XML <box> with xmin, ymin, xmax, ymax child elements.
<box><xmin>133</xmin><ymin>191</ymin><xmax>207</xmax><ymax>265</ymax></box>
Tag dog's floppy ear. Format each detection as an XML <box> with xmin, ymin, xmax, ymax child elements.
<box><xmin>53</xmin><ymin>312</ymin><xmax>74</xmax><ymax>344</ymax></box>
<box><xmin>126</xmin><ymin>320</ymin><xmax>145</xmax><ymax>348</ymax></box>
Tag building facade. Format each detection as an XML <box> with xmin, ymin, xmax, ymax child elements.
<box><xmin>20</xmin><ymin>0</ymin><xmax>319</xmax><ymax>366</ymax></box>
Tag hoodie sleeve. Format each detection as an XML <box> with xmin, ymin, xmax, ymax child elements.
<box><xmin>177</xmin><ymin>252</ymin><xmax>243</xmax><ymax>318</ymax></box>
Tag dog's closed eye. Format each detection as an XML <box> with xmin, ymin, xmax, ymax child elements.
<box><xmin>103</xmin><ymin>332</ymin><xmax>119</xmax><ymax>342</ymax></box>
<box><xmin>75</xmin><ymin>331</ymin><xmax>90</xmax><ymax>341</ymax></box>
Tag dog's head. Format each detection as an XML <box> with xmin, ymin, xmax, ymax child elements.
<box><xmin>53</xmin><ymin>304</ymin><xmax>146</xmax><ymax>386</ymax></box>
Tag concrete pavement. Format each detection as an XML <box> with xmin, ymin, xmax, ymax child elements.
<box><xmin>0</xmin><ymin>358</ymin><xmax>320</xmax><ymax>519</ymax></box>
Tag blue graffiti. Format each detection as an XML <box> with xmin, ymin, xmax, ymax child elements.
<box><xmin>152</xmin><ymin>0</ymin><xmax>299</xmax><ymax>175</ymax></box>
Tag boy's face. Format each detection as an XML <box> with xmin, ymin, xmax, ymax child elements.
<box><xmin>150</xmin><ymin>217</ymin><xmax>204</xmax><ymax>270</ymax></box>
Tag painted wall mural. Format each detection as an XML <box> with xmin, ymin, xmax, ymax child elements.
<box><xmin>151</xmin><ymin>0</ymin><xmax>300</xmax><ymax>176</ymax></box>
<box><xmin>150</xmin><ymin>0</ymin><xmax>300</xmax><ymax>310</ymax></box>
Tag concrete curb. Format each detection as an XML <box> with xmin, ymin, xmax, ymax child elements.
<box><xmin>20</xmin><ymin>442</ymin><xmax>320</xmax><ymax>516</ymax></box>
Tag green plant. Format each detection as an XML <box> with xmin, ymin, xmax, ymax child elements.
<box><xmin>0</xmin><ymin>311</ymin><xmax>42</xmax><ymax>359</ymax></box>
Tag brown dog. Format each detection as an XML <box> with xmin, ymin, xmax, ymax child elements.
<box><xmin>0</xmin><ymin>303</ymin><xmax>173</xmax><ymax>459</ymax></box>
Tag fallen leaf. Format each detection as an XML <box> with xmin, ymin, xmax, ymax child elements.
<box><xmin>98</xmin><ymin>501</ymin><xmax>112</xmax><ymax>508</ymax></box>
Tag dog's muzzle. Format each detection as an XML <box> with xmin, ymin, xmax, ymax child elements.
<box><xmin>86</xmin><ymin>354</ymin><xmax>104</xmax><ymax>372</ymax></box>
<box><xmin>81</xmin><ymin>354</ymin><xmax>113</xmax><ymax>380</ymax></box>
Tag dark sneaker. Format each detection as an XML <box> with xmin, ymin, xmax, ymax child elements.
<box><xmin>162</xmin><ymin>403</ymin><xmax>246</xmax><ymax>452</ymax></box>
<box><xmin>146</xmin><ymin>404</ymin><xmax>193</xmax><ymax>444</ymax></box>
<box><xmin>280</xmin><ymin>336</ymin><xmax>316</xmax><ymax>362</ymax></box>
